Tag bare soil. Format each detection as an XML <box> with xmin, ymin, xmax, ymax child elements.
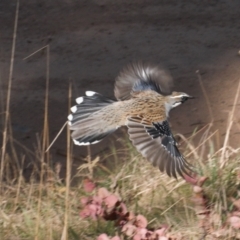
<box><xmin>1</xmin><ymin>0</ymin><xmax>240</xmax><ymax>176</ymax></box>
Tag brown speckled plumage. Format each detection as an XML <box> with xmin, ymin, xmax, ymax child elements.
<box><xmin>96</xmin><ymin>90</ymin><xmax>166</xmax><ymax>126</ymax></box>
<box><xmin>68</xmin><ymin>63</ymin><xmax>194</xmax><ymax>179</ymax></box>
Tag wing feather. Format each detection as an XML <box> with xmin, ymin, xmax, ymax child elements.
<box><xmin>114</xmin><ymin>62</ymin><xmax>173</xmax><ymax>101</ymax></box>
<box><xmin>127</xmin><ymin>117</ymin><xmax>193</xmax><ymax>178</ymax></box>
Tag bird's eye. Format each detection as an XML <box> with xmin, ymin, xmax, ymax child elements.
<box><xmin>181</xmin><ymin>96</ymin><xmax>188</xmax><ymax>102</ymax></box>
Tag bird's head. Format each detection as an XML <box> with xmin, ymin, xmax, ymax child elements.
<box><xmin>165</xmin><ymin>91</ymin><xmax>194</xmax><ymax>115</ymax></box>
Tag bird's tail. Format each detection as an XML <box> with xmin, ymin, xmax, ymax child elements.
<box><xmin>68</xmin><ymin>91</ymin><xmax>116</xmax><ymax>145</ymax></box>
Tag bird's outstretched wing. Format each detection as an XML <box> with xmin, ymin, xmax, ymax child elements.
<box><xmin>127</xmin><ymin>116</ymin><xmax>193</xmax><ymax>178</ymax></box>
<box><xmin>114</xmin><ymin>62</ymin><xmax>173</xmax><ymax>101</ymax></box>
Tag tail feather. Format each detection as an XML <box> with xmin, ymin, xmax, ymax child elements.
<box><xmin>68</xmin><ymin>91</ymin><xmax>116</xmax><ymax>145</ymax></box>
<box><xmin>72</xmin><ymin>129</ymin><xmax>116</xmax><ymax>146</ymax></box>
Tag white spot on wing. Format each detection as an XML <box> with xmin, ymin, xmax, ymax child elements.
<box><xmin>73</xmin><ymin>139</ymin><xmax>100</xmax><ymax>146</ymax></box>
<box><xmin>73</xmin><ymin>139</ymin><xmax>90</xmax><ymax>146</ymax></box>
<box><xmin>85</xmin><ymin>91</ymin><xmax>96</xmax><ymax>96</ymax></box>
<box><xmin>71</xmin><ymin>106</ymin><xmax>77</xmax><ymax>113</ymax></box>
<box><xmin>68</xmin><ymin>114</ymin><xmax>73</xmax><ymax>121</ymax></box>
<box><xmin>76</xmin><ymin>97</ymin><xmax>83</xmax><ymax>104</ymax></box>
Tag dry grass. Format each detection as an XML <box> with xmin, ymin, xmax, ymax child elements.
<box><xmin>0</xmin><ymin>122</ymin><xmax>240</xmax><ymax>239</ymax></box>
<box><xmin>1</xmin><ymin>2</ymin><xmax>240</xmax><ymax>240</ymax></box>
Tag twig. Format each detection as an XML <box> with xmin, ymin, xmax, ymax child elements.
<box><xmin>45</xmin><ymin>121</ymin><xmax>68</xmax><ymax>152</ymax></box>
<box><xmin>23</xmin><ymin>45</ymin><xmax>48</xmax><ymax>60</ymax></box>
<box><xmin>0</xmin><ymin>0</ymin><xmax>19</xmax><ymax>184</ymax></box>
<box><xmin>160</xmin><ymin>197</ymin><xmax>183</xmax><ymax>215</ymax></box>
<box><xmin>35</xmin><ymin>45</ymin><xmax>50</xmax><ymax>240</ymax></box>
<box><xmin>61</xmin><ymin>83</ymin><xmax>72</xmax><ymax>240</ymax></box>
<box><xmin>220</xmin><ymin>79</ymin><xmax>240</xmax><ymax>168</ymax></box>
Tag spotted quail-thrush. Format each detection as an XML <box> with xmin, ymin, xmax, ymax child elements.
<box><xmin>68</xmin><ymin>63</ymin><xmax>194</xmax><ymax>178</ymax></box>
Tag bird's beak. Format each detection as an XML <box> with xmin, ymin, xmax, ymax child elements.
<box><xmin>188</xmin><ymin>96</ymin><xmax>195</xmax><ymax>99</ymax></box>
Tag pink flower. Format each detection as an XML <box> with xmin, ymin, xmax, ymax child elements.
<box><xmin>134</xmin><ymin>228</ymin><xmax>148</xmax><ymax>240</ymax></box>
<box><xmin>97</xmin><ymin>235</ymin><xmax>120</xmax><ymax>240</ymax></box>
<box><xmin>132</xmin><ymin>234</ymin><xmax>141</xmax><ymax>240</ymax></box>
<box><xmin>92</xmin><ymin>196</ymin><xmax>103</xmax><ymax>205</ymax></box>
<box><xmin>80</xmin><ymin>197</ymin><xmax>89</xmax><ymax>205</ymax></box>
<box><xmin>80</xmin><ymin>203</ymin><xmax>101</xmax><ymax>220</ymax></box>
<box><xmin>137</xmin><ymin>228</ymin><xmax>148</xmax><ymax>236</ymax></box>
<box><xmin>104</xmin><ymin>194</ymin><xmax>119</xmax><ymax>209</ymax></box>
<box><xmin>122</xmin><ymin>222</ymin><xmax>137</xmax><ymax>236</ymax></box>
<box><xmin>229</xmin><ymin>216</ymin><xmax>240</xmax><ymax>229</ymax></box>
<box><xmin>80</xmin><ymin>207</ymin><xmax>91</xmax><ymax>219</ymax></box>
<box><xmin>97</xmin><ymin>233</ymin><xmax>110</xmax><ymax>240</ymax></box>
<box><xmin>135</xmin><ymin>214</ymin><xmax>148</xmax><ymax>228</ymax></box>
<box><xmin>159</xmin><ymin>237</ymin><xmax>168</xmax><ymax>240</ymax></box>
<box><xmin>83</xmin><ymin>178</ymin><xmax>96</xmax><ymax>192</ymax></box>
<box><xmin>183</xmin><ymin>174</ymin><xmax>198</xmax><ymax>185</ymax></box>
<box><xmin>120</xmin><ymin>202</ymin><xmax>128</xmax><ymax>214</ymax></box>
<box><xmin>111</xmin><ymin>236</ymin><xmax>121</xmax><ymax>240</ymax></box>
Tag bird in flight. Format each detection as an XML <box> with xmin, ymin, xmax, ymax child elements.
<box><xmin>68</xmin><ymin>63</ymin><xmax>194</xmax><ymax>178</ymax></box>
